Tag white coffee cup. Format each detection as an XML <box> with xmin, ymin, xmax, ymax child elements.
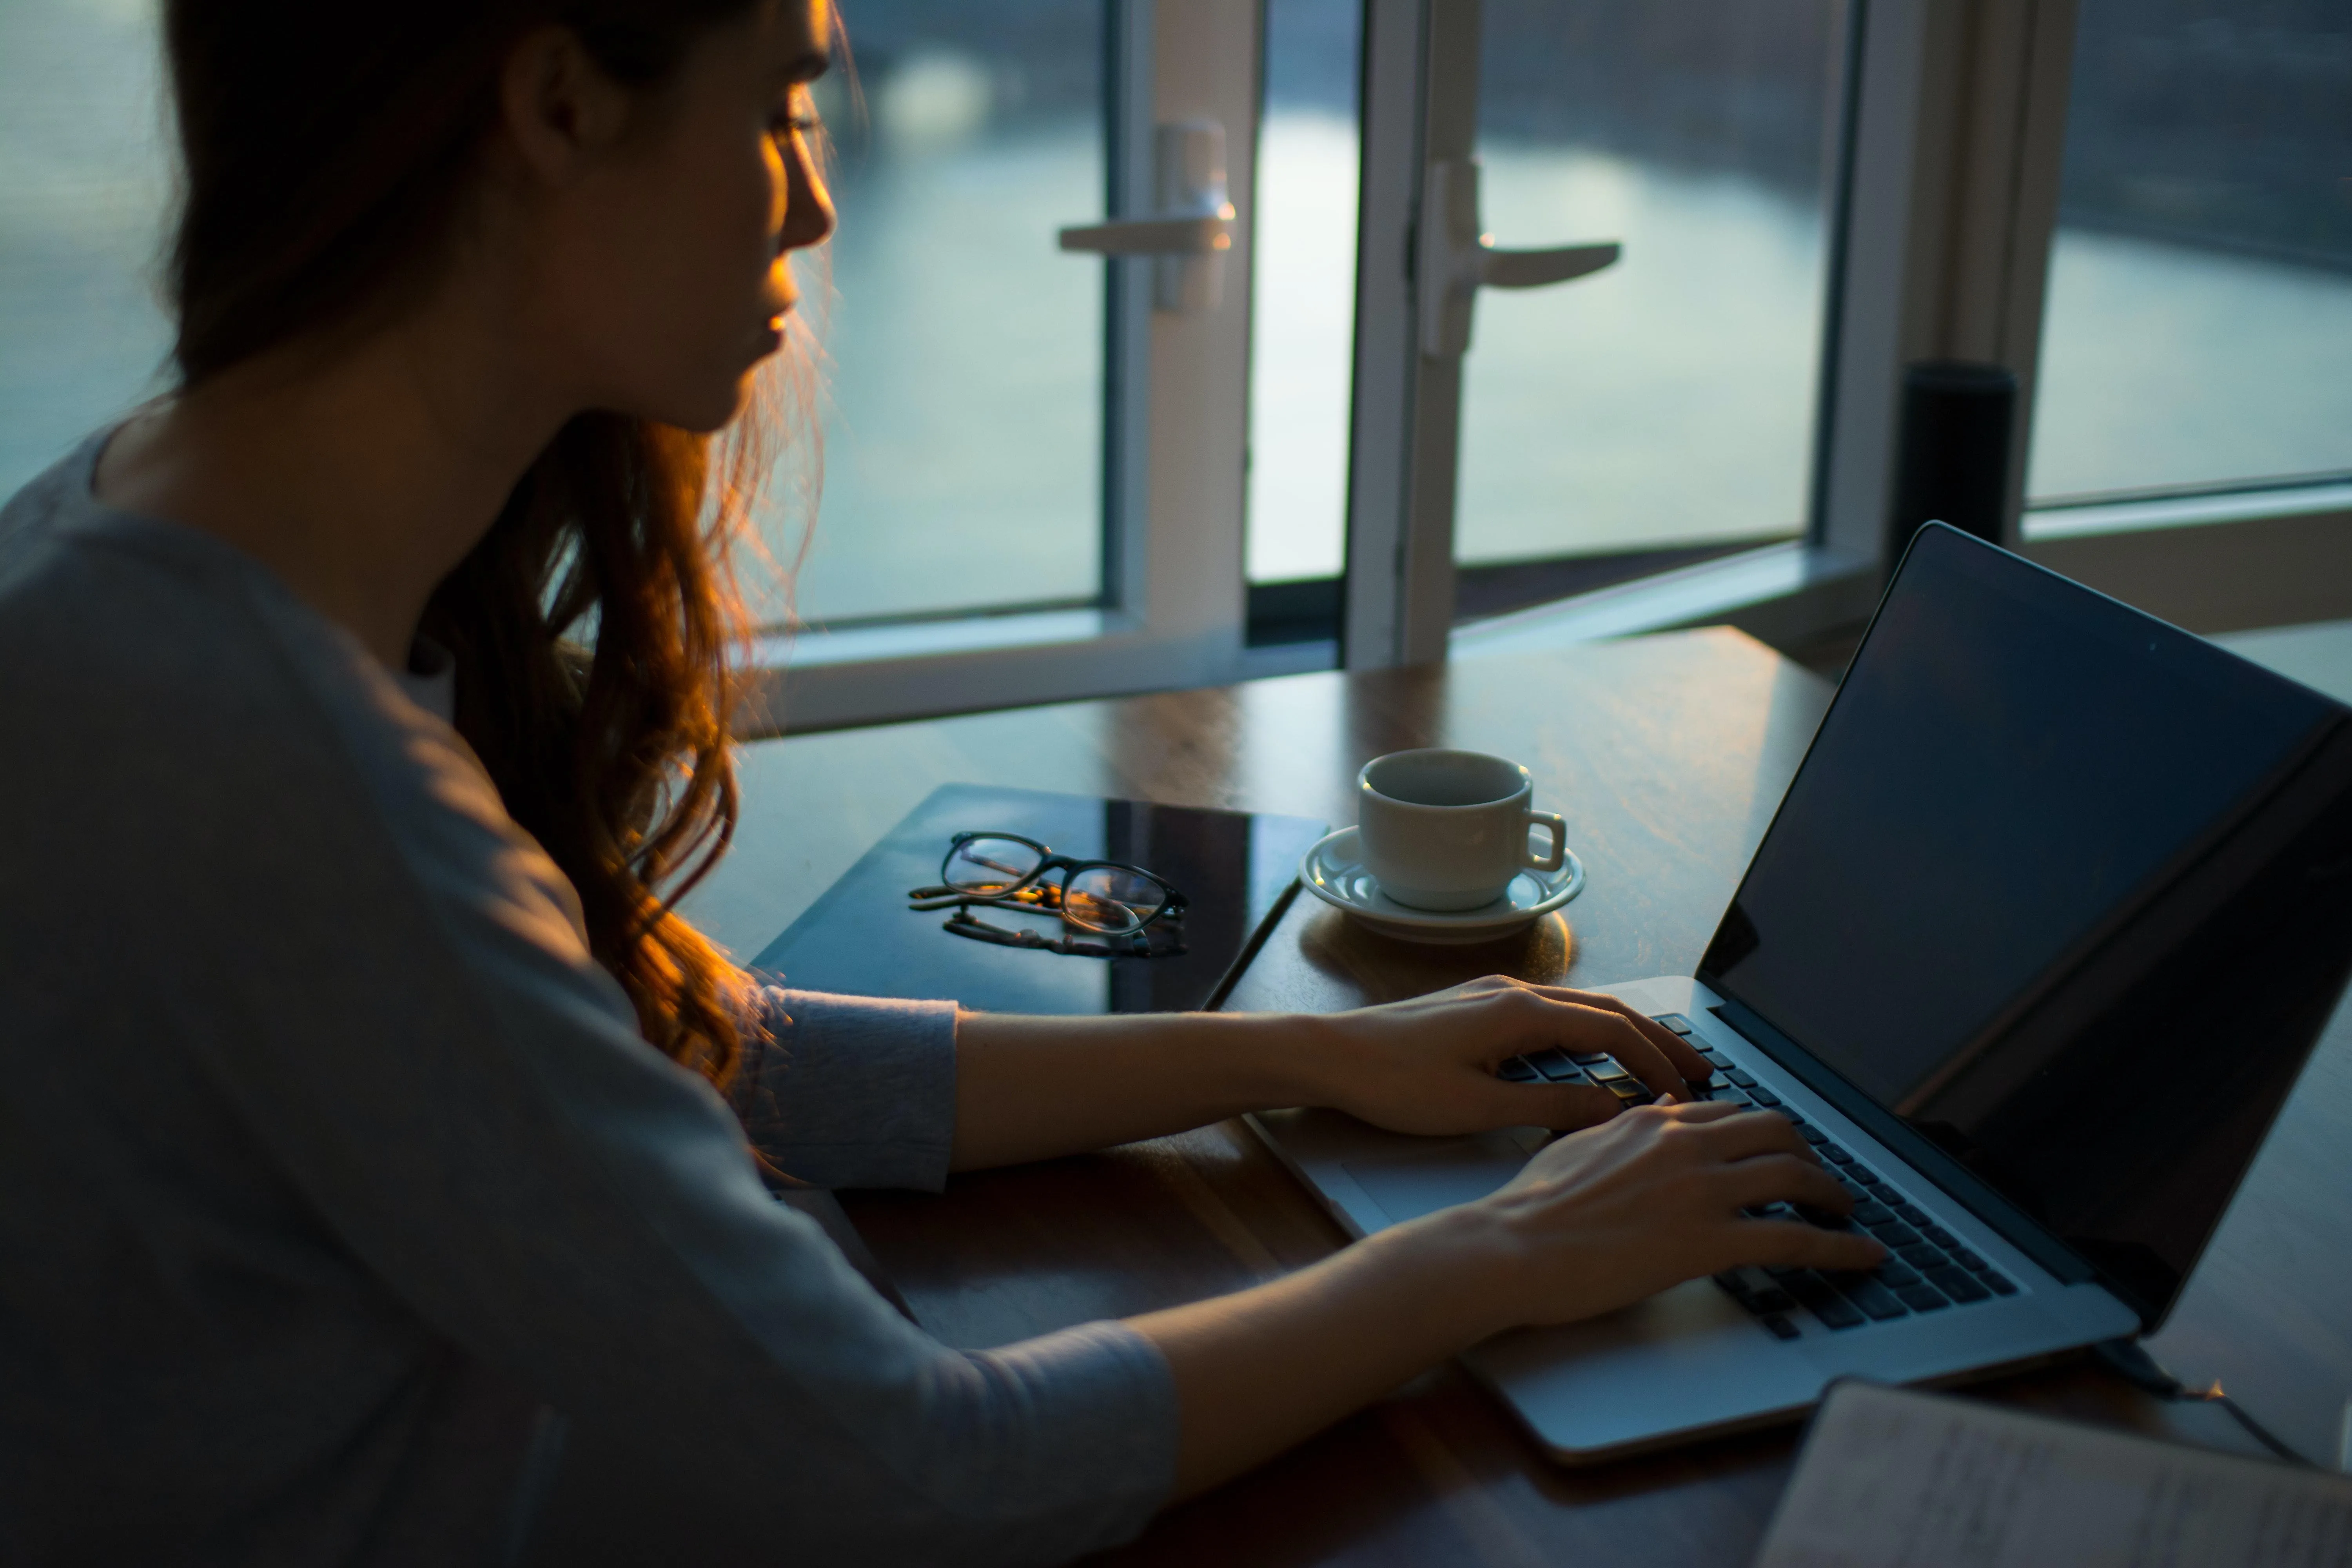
<box><xmin>1354</xmin><ymin>748</ymin><xmax>1568</xmax><ymax>911</ymax></box>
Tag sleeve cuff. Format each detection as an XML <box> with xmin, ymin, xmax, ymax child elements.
<box><xmin>729</xmin><ymin>988</ymin><xmax>959</xmax><ymax>1191</ymax></box>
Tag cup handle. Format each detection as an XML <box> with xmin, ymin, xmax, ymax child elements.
<box><xmin>1526</xmin><ymin>811</ymin><xmax>1568</xmax><ymax>872</ymax></box>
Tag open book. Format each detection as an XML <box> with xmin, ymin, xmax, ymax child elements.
<box><xmin>1756</xmin><ymin>1381</ymin><xmax>2352</xmax><ymax>1566</ymax></box>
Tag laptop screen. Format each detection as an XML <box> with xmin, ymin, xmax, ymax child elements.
<box><xmin>1700</xmin><ymin>525</ymin><xmax>2352</xmax><ymax>1323</ymax></box>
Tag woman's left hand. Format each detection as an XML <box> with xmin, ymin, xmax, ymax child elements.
<box><xmin>1289</xmin><ymin>976</ymin><xmax>1717</xmax><ymax>1137</ymax></box>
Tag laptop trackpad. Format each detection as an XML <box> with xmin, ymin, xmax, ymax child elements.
<box><xmin>1343</xmin><ymin>1131</ymin><xmax>1539</xmax><ymax>1224</ymax></box>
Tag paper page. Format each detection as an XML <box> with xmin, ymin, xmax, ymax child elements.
<box><xmin>1754</xmin><ymin>1381</ymin><xmax>2352</xmax><ymax>1568</ymax></box>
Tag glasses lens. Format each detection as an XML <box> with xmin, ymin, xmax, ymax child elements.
<box><xmin>944</xmin><ymin>835</ymin><xmax>1045</xmax><ymax>895</ymax></box>
<box><xmin>1062</xmin><ymin>866</ymin><xmax>1165</xmax><ymax>933</ymax></box>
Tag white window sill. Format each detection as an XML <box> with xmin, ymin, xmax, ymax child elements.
<box><xmin>2024</xmin><ymin>478</ymin><xmax>2352</xmax><ymax>541</ymax></box>
<box><xmin>751</xmin><ymin>607</ymin><xmax>1112</xmax><ymax>670</ymax></box>
<box><xmin>1450</xmin><ymin>542</ymin><xmax>1881</xmax><ymax>658</ymax></box>
<box><xmin>737</xmin><ymin>606</ymin><xmax>1250</xmax><ymax>735</ymax></box>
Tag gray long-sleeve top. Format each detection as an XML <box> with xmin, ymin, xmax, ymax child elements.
<box><xmin>0</xmin><ymin>437</ymin><xmax>1178</xmax><ymax>1565</ymax></box>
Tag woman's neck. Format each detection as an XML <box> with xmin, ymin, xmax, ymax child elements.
<box><xmin>95</xmin><ymin>292</ymin><xmax>575</xmax><ymax>671</ymax></box>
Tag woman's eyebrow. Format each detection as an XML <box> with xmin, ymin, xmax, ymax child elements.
<box><xmin>780</xmin><ymin>49</ymin><xmax>829</xmax><ymax>84</ymax></box>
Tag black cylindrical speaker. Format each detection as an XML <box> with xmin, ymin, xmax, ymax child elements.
<box><xmin>1887</xmin><ymin>360</ymin><xmax>2017</xmax><ymax>565</ymax></box>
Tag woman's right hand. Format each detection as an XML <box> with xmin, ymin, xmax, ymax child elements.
<box><xmin>1447</xmin><ymin>1100</ymin><xmax>1887</xmax><ymax>1332</ymax></box>
<box><xmin>1133</xmin><ymin>1098</ymin><xmax>1887</xmax><ymax>1500</ymax></box>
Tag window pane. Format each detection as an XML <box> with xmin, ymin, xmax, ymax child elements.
<box><xmin>1453</xmin><ymin>0</ymin><xmax>1844</xmax><ymax>590</ymax></box>
<box><xmin>0</xmin><ymin>0</ymin><xmax>172</xmax><ymax>501</ymax></box>
<box><xmin>1245</xmin><ymin>0</ymin><xmax>1362</xmax><ymax>588</ymax></box>
<box><xmin>2025</xmin><ymin>2</ymin><xmax>2352</xmax><ymax>506</ymax></box>
<box><xmin>790</xmin><ymin>4</ymin><xmax>1105</xmax><ymax>626</ymax></box>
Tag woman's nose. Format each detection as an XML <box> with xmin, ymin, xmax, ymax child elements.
<box><xmin>781</xmin><ymin>142</ymin><xmax>835</xmax><ymax>254</ymax></box>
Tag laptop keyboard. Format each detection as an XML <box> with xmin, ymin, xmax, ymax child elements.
<box><xmin>1495</xmin><ymin>1013</ymin><xmax>2019</xmax><ymax>1339</ymax></box>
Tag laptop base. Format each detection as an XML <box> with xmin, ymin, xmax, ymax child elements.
<box><xmin>1247</xmin><ymin>974</ymin><xmax>2141</xmax><ymax>1463</ymax></box>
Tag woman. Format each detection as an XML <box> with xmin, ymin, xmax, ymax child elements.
<box><xmin>0</xmin><ymin>0</ymin><xmax>1880</xmax><ymax>1561</ymax></box>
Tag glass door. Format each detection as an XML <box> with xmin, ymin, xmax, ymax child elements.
<box><xmin>761</xmin><ymin>0</ymin><xmax>1268</xmax><ymax>728</ymax></box>
<box><xmin>1240</xmin><ymin>0</ymin><xmax>1366</xmax><ymax>655</ymax></box>
<box><xmin>1339</xmin><ymin>0</ymin><xmax>1860</xmax><ymax>666</ymax></box>
<box><xmin>1453</xmin><ymin>0</ymin><xmax>1849</xmax><ymax>621</ymax></box>
<box><xmin>793</xmin><ymin>2</ymin><xmax>1112</xmax><ymax>629</ymax></box>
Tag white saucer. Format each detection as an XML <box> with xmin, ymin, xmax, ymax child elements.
<box><xmin>1297</xmin><ymin>827</ymin><xmax>1585</xmax><ymax>945</ymax></box>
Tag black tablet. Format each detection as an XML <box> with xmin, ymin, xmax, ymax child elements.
<box><xmin>750</xmin><ymin>783</ymin><xmax>1328</xmax><ymax>1015</ymax></box>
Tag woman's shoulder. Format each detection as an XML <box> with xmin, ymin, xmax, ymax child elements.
<box><xmin>0</xmin><ymin>428</ymin><xmax>487</xmax><ymax>893</ymax></box>
<box><xmin>2</xmin><ymin>428</ymin><xmax>390</xmax><ymax>747</ymax></box>
<box><xmin>0</xmin><ymin>434</ymin><xmax>584</xmax><ymax>992</ymax></box>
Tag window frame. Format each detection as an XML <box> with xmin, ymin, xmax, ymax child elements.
<box><xmin>756</xmin><ymin>0</ymin><xmax>2352</xmax><ymax>736</ymax></box>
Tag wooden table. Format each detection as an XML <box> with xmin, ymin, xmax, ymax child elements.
<box><xmin>686</xmin><ymin>628</ymin><xmax>2352</xmax><ymax>1563</ymax></box>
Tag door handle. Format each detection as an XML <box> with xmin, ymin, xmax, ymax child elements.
<box><xmin>1417</xmin><ymin>158</ymin><xmax>1620</xmax><ymax>358</ymax></box>
<box><xmin>1058</xmin><ymin>119</ymin><xmax>1234</xmax><ymax>313</ymax></box>
<box><xmin>1055</xmin><ymin>213</ymin><xmax>1231</xmax><ymax>257</ymax></box>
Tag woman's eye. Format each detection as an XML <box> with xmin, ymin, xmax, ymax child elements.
<box><xmin>771</xmin><ymin>94</ymin><xmax>822</xmax><ymax>140</ymax></box>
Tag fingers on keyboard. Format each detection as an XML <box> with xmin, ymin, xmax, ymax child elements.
<box><xmin>1636</xmin><ymin>1016</ymin><xmax>2022</xmax><ymax>1334</ymax></box>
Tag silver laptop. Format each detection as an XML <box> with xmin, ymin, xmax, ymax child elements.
<box><xmin>1254</xmin><ymin>524</ymin><xmax>2352</xmax><ymax>1462</ymax></box>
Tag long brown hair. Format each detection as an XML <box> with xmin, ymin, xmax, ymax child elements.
<box><xmin>165</xmin><ymin>0</ymin><xmax>804</xmax><ymax>1086</ymax></box>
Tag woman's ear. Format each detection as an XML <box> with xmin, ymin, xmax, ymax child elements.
<box><xmin>497</xmin><ymin>25</ymin><xmax>635</xmax><ymax>185</ymax></box>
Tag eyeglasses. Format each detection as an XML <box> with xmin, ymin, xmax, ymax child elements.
<box><xmin>908</xmin><ymin>831</ymin><xmax>1189</xmax><ymax>958</ymax></box>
